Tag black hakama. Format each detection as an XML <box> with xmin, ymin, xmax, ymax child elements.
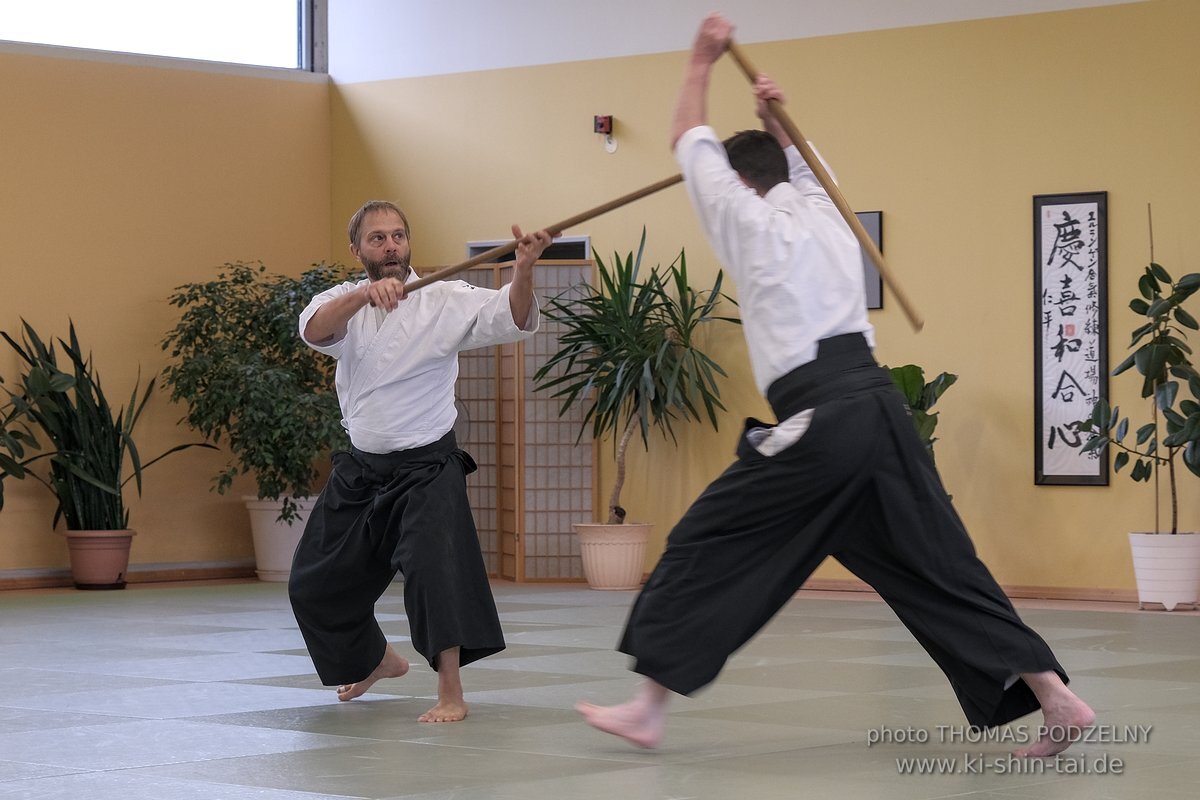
<box><xmin>619</xmin><ymin>333</ymin><xmax>1066</xmax><ymax>729</ymax></box>
<box><xmin>288</xmin><ymin>432</ymin><xmax>504</xmax><ymax>684</ymax></box>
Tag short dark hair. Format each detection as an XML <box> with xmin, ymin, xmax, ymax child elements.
<box><xmin>347</xmin><ymin>201</ymin><xmax>410</xmax><ymax>247</ymax></box>
<box><xmin>723</xmin><ymin>130</ymin><xmax>788</xmax><ymax>194</ymax></box>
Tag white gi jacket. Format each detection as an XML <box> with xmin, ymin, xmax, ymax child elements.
<box><xmin>299</xmin><ymin>275</ymin><xmax>539</xmax><ymax>453</ymax></box>
<box><xmin>674</xmin><ymin>125</ymin><xmax>874</xmax><ymax>395</ymax></box>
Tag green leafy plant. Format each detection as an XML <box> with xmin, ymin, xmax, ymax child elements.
<box><xmin>161</xmin><ymin>261</ymin><xmax>359</xmax><ymax>522</ymax></box>
<box><xmin>1</xmin><ymin>372</ymin><xmax>67</xmax><ymax>511</ymax></box>
<box><xmin>887</xmin><ymin>364</ymin><xmax>958</xmax><ymax>462</ymax></box>
<box><xmin>533</xmin><ymin>229</ymin><xmax>740</xmax><ymax>524</ymax></box>
<box><xmin>0</xmin><ymin>377</ymin><xmax>35</xmax><ymax>512</ymax></box>
<box><xmin>1</xmin><ymin>320</ymin><xmax>211</xmax><ymax>530</ymax></box>
<box><xmin>1080</xmin><ymin>260</ymin><xmax>1200</xmax><ymax>534</ymax></box>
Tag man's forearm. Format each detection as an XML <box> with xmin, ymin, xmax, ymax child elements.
<box><xmin>764</xmin><ymin>113</ymin><xmax>791</xmax><ymax>149</ymax></box>
<box><xmin>670</xmin><ymin>57</ymin><xmax>712</xmax><ymax>148</ymax></box>
<box><xmin>508</xmin><ymin>268</ymin><xmax>535</xmax><ymax>330</ymax></box>
<box><xmin>303</xmin><ymin>288</ymin><xmax>367</xmax><ymax>344</ymax></box>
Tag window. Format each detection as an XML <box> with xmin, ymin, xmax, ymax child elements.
<box><xmin>468</xmin><ymin>237</ymin><xmax>591</xmax><ymax>262</ymax></box>
<box><xmin>0</xmin><ymin>0</ymin><xmax>325</xmax><ymax>71</ymax></box>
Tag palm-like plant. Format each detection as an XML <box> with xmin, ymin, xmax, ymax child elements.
<box><xmin>1</xmin><ymin>372</ymin><xmax>68</xmax><ymax>512</ymax></box>
<box><xmin>533</xmin><ymin>230</ymin><xmax>740</xmax><ymax>524</ymax></box>
<box><xmin>1080</xmin><ymin>261</ymin><xmax>1200</xmax><ymax>534</ymax></box>
<box><xmin>1</xmin><ymin>320</ymin><xmax>212</xmax><ymax>529</ymax></box>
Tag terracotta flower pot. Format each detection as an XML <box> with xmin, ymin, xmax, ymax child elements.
<box><xmin>62</xmin><ymin>529</ymin><xmax>136</xmax><ymax>590</ymax></box>
<box><xmin>573</xmin><ymin>522</ymin><xmax>651</xmax><ymax>590</ymax></box>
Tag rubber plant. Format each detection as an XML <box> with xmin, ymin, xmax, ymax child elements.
<box><xmin>1080</xmin><ymin>259</ymin><xmax>1200</xmax><ymax>534</ymax></box>
<box><xmin>886</xmin><ymin>364</ymin><xmax>958</xmax><ymax>463</ymax></box>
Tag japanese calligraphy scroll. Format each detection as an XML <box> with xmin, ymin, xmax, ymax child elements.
<box><xmin>1034</xmin><ymin>192</ymin><xmax>1108</xmax><ymax>485</ymax></box>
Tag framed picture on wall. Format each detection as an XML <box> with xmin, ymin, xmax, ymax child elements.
<box><xmin>856</xmin><ymin>210</ymin><xmax>883</xmax><ymax>310</ymax></box>
<box><xmin>1033</xmin><ymin>191</ymin><xmax>1108</xmax><ymax>485</ymax></box>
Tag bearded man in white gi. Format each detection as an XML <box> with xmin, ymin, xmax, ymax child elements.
<box><xmin>289</xmin><ymin>200</ymin><xmax>552</xmax><ymax>722</ymax></box>
<box><xmin>577</xmin><ymin>13</ymin><xmax>1095</xmax><ymax>757</ymax></box>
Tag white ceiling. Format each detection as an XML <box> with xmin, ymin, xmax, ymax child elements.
<box><xmin>328</xmin><ymin>0</ymin><xmax>1147</xmax><ymax>83</ymax></box>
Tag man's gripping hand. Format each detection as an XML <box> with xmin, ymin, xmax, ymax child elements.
<box><xmin>691</xmin><ymin>13</ymin><xmax>734</xmax><ymax>65</ymax></box>
<box><xmin>364</xmin><ymin>276</ymin><xmax>406</xmax><ymax>311</ymax></box>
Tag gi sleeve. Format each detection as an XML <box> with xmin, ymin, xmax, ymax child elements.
<box><xmin>298</xmin><ymin>280</ymin><xmax>366</xmax><ymax>358</ymax></box>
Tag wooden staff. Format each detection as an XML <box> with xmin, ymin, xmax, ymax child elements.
<box><xmin>726</xmin><ymin>41</ymin><xmax>924</xmax><ymax>332</ymax></box>
<box><xmin>405</xmin><ymin>173</ymin><xmax>683</xmax><ymax>293</ymax></box>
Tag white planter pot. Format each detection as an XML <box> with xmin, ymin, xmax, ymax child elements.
<box><xmin>1128</xmin><ymin>531</ymin><xmax>1200</xmax><ymax>611</ymax></box>
<box><xmin>244</xmin><ymin>497</ymin><xmax>316</xmax><ymax>582</ymax></box>
<box><xmin>574</xmin><ymin>522</ymin><xmax>651</xmax><ymax>590</ymax></box>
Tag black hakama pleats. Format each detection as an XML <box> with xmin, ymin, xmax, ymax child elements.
<box><xmin>289</xmin><ymin>432</ymin><xmax>504</xmax><ymax>684</ymax></box>
<box><xmin>619</xmin><ymin>334</ymin><xmax>1065</xmax><ymax>729</ymax></box>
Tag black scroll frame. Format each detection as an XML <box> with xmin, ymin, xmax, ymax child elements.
<box><xmin>1033</xmin><ymin>191</ymin><xmax>1108</xmax><ymax>486</ymax></box>
<box><xmin>856</xmin><ymin>210</ymin><xmax>883</xmax><ymax>310</ymax></box>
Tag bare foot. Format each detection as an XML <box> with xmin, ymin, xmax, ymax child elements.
<box><xmin>576</xmin><ymin>699</ymin><xmax>666</xmax><ymax>749</ymax></box>
<box><xmin>418</xmin><ymin>698</ymin><xmax>469</xmax><ymax>723</ymax></box>
<box><xmin>336</xmin><ymin>645</ymin><xmax>410</xmax><ymax>701</ymax></box>
<box><xmin>417</xmin><ymin>646</ymin><xmax>469</xmax><ymax>722</ymax></box>
<box><xmin>1015</xmin><ymin>700</ymin><xmax>1096</xmax><ymax>757</ymax></box>
<box><xmin>1014</xmin><ymin>674</ymin><xmax>1096</xmax><ymax>758</ymax></box>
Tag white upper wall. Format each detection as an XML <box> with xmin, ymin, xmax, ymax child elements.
<box><xmin>328</xmin><ymin>0</ymin><xmax>1146</xmax><ymax>83</ymax></box>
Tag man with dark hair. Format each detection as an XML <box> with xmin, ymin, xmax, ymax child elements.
<box><xmin>289</xmin><ymin>200</ymin><xmax>552</xmax><ymax>722</ymax></box>
<box><xmin>721</xmin><ymin>129</ymin><xmax>789</xmax><ymax>193</ymax></box>
<box><xmin>577</xmin><ymin>12</ymin><xmax>1093</xmax><ymax>757</ymax></box>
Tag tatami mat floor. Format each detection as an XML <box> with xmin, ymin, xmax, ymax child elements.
<box><xmin>1</xmin><ymin>579</ymin><xmax>1197</xmax><ymax>799</ymax></box>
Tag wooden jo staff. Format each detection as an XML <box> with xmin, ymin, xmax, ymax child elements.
<box><xmin>407</xmin><ymin>42</ymin><xmax>923</xmax><ymax>332</ymax></box>
<box><xmin>404</xmin><ymin>173</ymin><xmax>684</xmax><ymax>293</ymax></box>
<box><xmin>726</xmin><ymin>40</ymin><xmax>925</xmax><ymax>332</ymax></box>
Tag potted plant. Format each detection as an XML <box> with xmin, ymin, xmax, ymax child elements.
<box><xmin>886</xmin><ymin>364</ymin><xmax>957</xmax><ymax>463</ymax></box>
<box><xmin>160</xmin><ymin>261</ymin><xmax>359</xmax><ymax>581</ymax></box>
<box><xmin>533</xmin><ymin>229</ymin><xmax>739</xmax><ymax>589</ymax></box>
<box><xmin>1080</xmin><ymin>256</ymin><xmax>1200</xmax><ymax>610</ymax></box>
<box><xmin>1</xmin><ymin>370</ymin><xmax>69</xmax><ymax>511</ymax></box>
<box><xmin>1</xmin><ymin>320</ymin><xmax>212</xmax><ymax>589</ymax></box>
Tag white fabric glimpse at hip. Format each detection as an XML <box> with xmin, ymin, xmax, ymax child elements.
<box><xmin>747</xmin><ymin>409</ymin><xmax>814</xmax><ymax>456</ymax></box>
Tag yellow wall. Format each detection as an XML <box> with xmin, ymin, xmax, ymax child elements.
<box><xmin>331</xmin><ymin>0</ymin><xmax>1199</xmax><ymax>593</ymax></box>
<box><xmin>4</xmin><ymin>1</ymin><xmax>1197</xmax><ymax>595</ymax></box>
<box><xmin>0</xmin><ymin>49</ymin><xmax>332</xmax><ymax>572</ymax></box>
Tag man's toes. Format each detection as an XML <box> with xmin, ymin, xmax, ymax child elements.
<box><xmin>337</xmin><ymin>682</ymin><xmax>371</xmax><ymax>701</ymax></box>
<box><xmin>419</xmin><ymin>705</ymin><xmax>467</xmax><ymax>723</ymax></box>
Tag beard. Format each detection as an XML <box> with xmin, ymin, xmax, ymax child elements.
<box><xmin>362</xmin><ymin>252</ymin><xmax>411</xmax><ymax>282</ymax></box>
